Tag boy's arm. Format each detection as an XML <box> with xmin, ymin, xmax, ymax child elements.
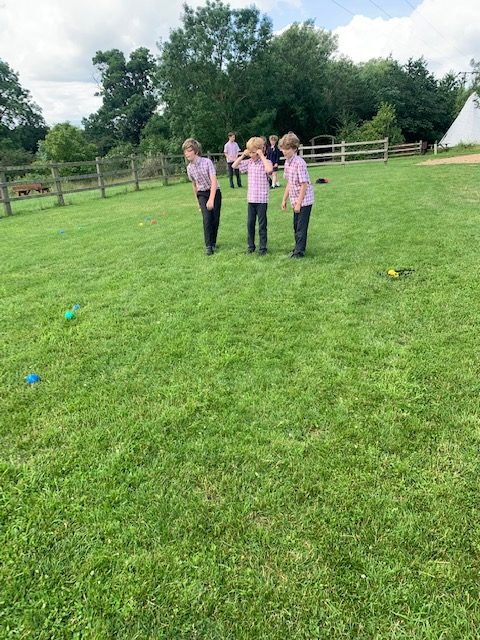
<box><xmin>294</xmin><ymin>182</ymin><xmax>308</xmax><ymax>213</ymax></box>
<box><xmin>281</xmin><ymin>184</ymin><xmax>290</xmax><ymax>210</ymax></box>
<box><xmin>206</xmin><ymin>173</ymin><xmax>217</xmax><ymax>210</ymax></box>
<box><xmin>191</xmin><ymin>181</ymin><xmax>200</xmax><ymax>210</ymax></box>
<box><xmin>257</xmin><ymin>148</ymin><xmax>273</xmax><ymax>174</ymax></box>
<box><xmin>232</xmin><ymin>151</ymin><xmax>247</xmax><ymax>169</ymax></box>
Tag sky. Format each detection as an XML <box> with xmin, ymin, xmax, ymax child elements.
<box><xmin>1</xmin><ymin>0</ymin><xmax>479</xmax><ymax>127</ymax></box>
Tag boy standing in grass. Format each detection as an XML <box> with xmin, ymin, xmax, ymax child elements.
<box><xmin>183</xmin><ymin>138</ymin><xmax>222</xmax><ymax>256</ymax></box>
<box><xmin>232</xmin><ymin>137</ymin><xmax>273</xmax><ymax>255</ymax></box>
<box><xmin>279</xmin><ymin>132</ymin><xmax>314</xmax><ymax>259</ymax></box>
<box><xmin>223</xmin><ymin>132</ymin><xmax>242</xmax><ymax>189</ymax></box>
<box><xmin>266</xmin><ymin>135</ymin><xmax>281</xmax><ymax>188</ymax></box>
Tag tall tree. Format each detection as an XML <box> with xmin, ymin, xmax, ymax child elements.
<box><xmin>269</xmin><ymin>22</ymin><xmax>337</xmax><ymax>141</ymax></box>
<box><xmin>0</xmin><ymin>59</ymin><xmax>47</xmax><ymax>162</ymax></box>
<box><xmin>399</xmin><ymin>57</ymin><xmax>445</xmax><ymax>141</ymax></box>
<box><xmin>0</xmin><ymin>60</ymin><xmax>45</xmax><ymax>129</ymax></box>
<box><xmin>157</xmin><ymin>0</ymin><xmax>273</xmax><ymax>151</ymax></box>
<box><xmin>83</xmin><ymin>48</ymin><xmax>157</xmax><ymax>154</ymax></box>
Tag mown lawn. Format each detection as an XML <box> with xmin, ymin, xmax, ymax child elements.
<box><xmin>1</xmin><ymin>156</ymin><xmax>480</xmax><ymax>639</ymax></box>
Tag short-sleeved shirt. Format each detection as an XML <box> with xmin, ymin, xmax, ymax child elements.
<box><xmin>224</xmin><ymin>141</ymin><xmax>241</xmax><ymax>163</ymax></box>
<box><xmin>186</xmin><ymin>156</ymin><xmax>218</xmax><ymax>193</ymax></box>
<box><xmin>238</xmin><ymin>158</ymin><xmax>270</xmax><ymax>204</ymax></box>
<box><xmin>284</xmin><ymin>154</ymin><xmax>314</xmax><ymax>207</ymax></box>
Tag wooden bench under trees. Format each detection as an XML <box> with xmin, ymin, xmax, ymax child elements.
<box><xmin>12</xmin><ymin>182</ymin><xmax>50</xmax><ymax>196</ymax></box>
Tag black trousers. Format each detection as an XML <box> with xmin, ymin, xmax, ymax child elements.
<box><xmin>293</xmin><ymin>204</ymin><xmax>312</xmax><ymax>255</ymax></box>
<box><xmin>247</xmin><ymin>202</ymin><xmax>268</xmax><ymax>251</ymax></box>
<box><xmin>227</xmin><ymin>162</ymin><xmax>242</xmax><ymax>188</ymax></box>
<box><xmin>197</xmin><ymin>189</ymin><xmax>222</xmax><ymax>248</ymax></box>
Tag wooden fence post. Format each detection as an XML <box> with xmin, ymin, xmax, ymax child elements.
<box><xmin>50</xmin><ymin>162</ymin><xmax>65</xmax><ymax>206</ymax></box>
<box><xmin>131</xmin><ymin>156</ymin><xmax>140</xmax><ymax>191</ymax></box>
<box><xmin>0</xmin><ymin>171</ymin><xmax>12</xmax><ymax>216</ymax></box>
<box><xmin>159</xmin><ymin>154</ymin><xmax>168</xmax><ymax>186</ymax></box>
<box><xmin>96</xmin><ymin>156</ymin><xmax>106</xmax><ymax>198</ymax></box>
<box><xmin>383</xmin><ymin>138</ymin><xmax>389</xmax><ymax>164</ymax></box>
<box><xmin>341</xmin><ymin>141</ymin><xmax>346</xmax><ymax>166</ymax></box>
<box><xmin>434</xmin><ymin>142</ymin><xmax>438</xmax><ymax>155</ymax></box>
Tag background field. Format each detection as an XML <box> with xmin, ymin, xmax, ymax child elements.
<box><xmin>2</xmin><ymin>157</ymin><xmax>480</xmax><ymax>639</ymax></box>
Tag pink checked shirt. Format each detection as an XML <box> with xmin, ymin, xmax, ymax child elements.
<box><xmin>238</xmin><ymin>158</ymin><xmax>270</xmax><ymax>204</ymax></box>
<box><xmin>224</xmin><ymin>141</ymin><xmax>241</xmax><ymax>163</ymax></box>
<box><xmin>187</xmin><ymin>156</ymin><xmax>218</xmax><ymax>192</ymax></box>
<box><xmin>284</xmin><ymin>154</ymin><xmax>314</xmax><ymax>207</ymax></box>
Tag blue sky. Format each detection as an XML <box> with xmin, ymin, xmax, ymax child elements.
<box><xmin>271</xmin><ymin>0</ymin><xmax>422</xmax><ymax>31</ymax></box>
<box><xmin>0</xmin><ymin>0</ymin><xmax>476</xmax><ymax>125</ymax></box>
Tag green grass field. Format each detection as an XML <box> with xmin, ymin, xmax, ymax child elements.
<box><xmin>2</xmin><ymin>156</ymin><xmax>480</xmax><ymax>639</ymax></box>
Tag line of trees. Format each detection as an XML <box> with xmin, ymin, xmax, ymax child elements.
<box><xmin>2</xmin><ymin>0</ymin><xmax>480</xmax><ymax>167</ymax></box>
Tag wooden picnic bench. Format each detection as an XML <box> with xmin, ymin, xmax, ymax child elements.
<box><xmin>12</xmin><ymin>182</ymin><xmax>50</xmax><ymax>197</ymax></box>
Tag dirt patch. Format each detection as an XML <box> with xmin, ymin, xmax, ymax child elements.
<box><xmin>418</xmin><ymin>153</ymin><xmax>480</xmax><ymax>165</ymax></box>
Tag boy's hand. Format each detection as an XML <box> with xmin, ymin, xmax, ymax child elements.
<box><xmin>281</xmin><ymin>199</ymin><xmax>287</xmax><ymax>211</ymax></box>
<box><xmin>206</xmin><ymin>199</ymin><xmax>214</xmax><ymax>210</ymax></box>
<box><xmin>257</xmin><ymin>148</ymin><xmax>264</xmax><ymax>158</ymax></box>
<box><xmin>294</xmin><ymin>202</ymin><xmax>301</xmax><ymax>214</ymax></box>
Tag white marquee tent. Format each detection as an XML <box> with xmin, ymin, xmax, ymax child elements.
<box><xmin>440</xmin><ymin>92</ymin><xmax>480</xmax><ymax>147</ymax></box>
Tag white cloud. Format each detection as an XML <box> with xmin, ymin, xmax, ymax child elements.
<box><xmin>334</xmin><ymin>0</ymin><xmax>480</xmax><ymax>77</ymax></box>
<box><xmin>0</xmin><ymin>0</ymin><xmax>192</xmax><ymax>124</ymax></box>
<box><xmin>27</xmin><ymin>81</ymin><xmax>103</xmax><ymax>126</ymax></box>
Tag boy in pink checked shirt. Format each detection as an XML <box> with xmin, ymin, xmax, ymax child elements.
<box><xmin>232</xmin><ymin>137</ymin><xmax>273</xmax><ymax>255</ymax></box>
<box><xmin>182</xmin><ymin>138</ymin><xmax>222</xmax><ymax>256</ymax></box>
<box><xmin>279</xmin><ymin>132</ymin><xmax>314</xmax><ymax>259</ymax></box>
<box><xmin>223</xmin><ymin>132</ymin><xmax>242</xmax><ymax>189</ymax></box>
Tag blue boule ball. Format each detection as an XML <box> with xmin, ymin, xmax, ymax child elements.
<box><xmin>72</xmin><ymin>304</ymin><xmax>80</xmax><ymax>310</ymax></box>
<box><xmin>25</xmin><ymin>373</ymin><xmax>41</xmax><ymax>384</ymax></box>
<box><xmin>64</xmin><ymin>310</ymin><xmax>75</xmax><ymax>320</ymax></box>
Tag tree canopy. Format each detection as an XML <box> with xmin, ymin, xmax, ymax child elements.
<box><xmin>82</xmin><ymin>48</ymin><xmax>157</xmax><ymax>155</ymax></box>
<box><xmin>157</xmin><ymin>0</ymin><xmax>273</xmax><ymax>151</ymax></box>
<box><xmin>0</xmin><ymin>59</ymin><xmax>47</xmax><ymax>164</ymax></box>
<box><xmin>39</xmin><ymin>123</ymin><xmax>97</xmax><ymax>164</ymax></box>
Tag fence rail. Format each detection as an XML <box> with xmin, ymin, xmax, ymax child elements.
<box><xmin>0</xmin><ymin>139</ymin><xmax>424</xmax><ymax>217</ymax></box>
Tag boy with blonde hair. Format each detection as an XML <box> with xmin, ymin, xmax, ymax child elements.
<box><xmin>182</xmin><ymin>138</ymin><xmax>222</xmax><ymax>256</ymax></box>
<box><xmin>232</xmin><ymin>137</ymin><xmax>273</xmax><ymax>255</ymax></box>
<box><xmin>279</xmin><ymin>132</ymin><xmax>314</xmax><ymax>258</ymax></box>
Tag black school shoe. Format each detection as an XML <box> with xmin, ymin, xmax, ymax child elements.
<box><xmin>205</xmin><ymin>246</ymin><xmax>214</xmax><ymax>255</ymax></box>
<box><xmin>290</xmin><ymin>252</ymin><xmax>304</xmax><ymax>259</ymax></box>
<box><xmin>259</xmin><ymin>249</ymin><xmax>267</xmax><ymax>256</ymax></box>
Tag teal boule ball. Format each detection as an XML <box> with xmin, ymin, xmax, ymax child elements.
<box><xmin>64</xmin><ymin>310</ymin><xmax>75</xmax><ymax>320</ymax></box>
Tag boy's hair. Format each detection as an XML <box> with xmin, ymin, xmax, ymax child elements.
<box><xmin>269</xmin><ymin>134</ymin><xmax>278</xmax><ymax>143</ymax></box>
<box><xmin>182</xmin><ymin>138</ymin><xmax>201</xmax><ymax>154</ymax></box>
<box><xmin>227</xmin><ymin>132</ymin><xmax>236</xmax><ymax>138</ymax></box>
<box><xmin>246</xmin><ymin>136</ymin><xmax>264</xmax><ymax>152</ymax></box>
<box><xmin>279</xmin><ymin>132</ymin><xmax>300</xmax><ymax>150</ymax></box>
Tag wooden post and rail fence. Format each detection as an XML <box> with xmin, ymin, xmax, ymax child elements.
<box><xmin>0</xmin><ymin>139</ymin><xmax>423</xmax><ymax>217</ymax></box>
